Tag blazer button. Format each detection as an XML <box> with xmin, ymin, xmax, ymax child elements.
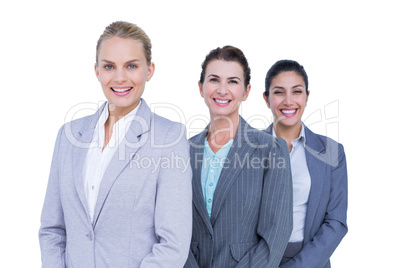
<box><xmin>86</xmin><ymin>232</ymin><xmax>93</xmax><ymax>241</ymax></box>
<box><xmin>208</xmin><ymin>234</ymin><xmax>212</xmax><ymax>239</ymax></box>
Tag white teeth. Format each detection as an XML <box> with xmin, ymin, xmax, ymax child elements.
<box><xmin>112</xmin><ymin>87</ymin><xmax>132</xmax><ymax>93</ymax></box>
<box><xmin>282</xmin><ymin>109</ymin><xmax>296</xmax><ymax>114</ymax></box>
<box><xmin>215</xmin><ymin>99</ymin><xmax>230</xmax><ymax>104</ymax></box>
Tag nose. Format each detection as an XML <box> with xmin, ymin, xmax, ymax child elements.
<box><xmin>216</xmin><ymin>82</ymin><xmax>229</xmax><ymax>95</ymax></box>
<box><xmin>113</xmin><ymin>68</ymin><xmax>128</xmax><ymax>83</ymax></box>
<box><xmin>283</xmin><ymin>93</ymin><xmax>293</xmax><ymax>106</ymax></box>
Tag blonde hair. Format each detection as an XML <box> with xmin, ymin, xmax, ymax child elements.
<box><xmin>96</xmin><ymin>21</ymin><xmax>152</xmax><ymax>65</ymax></box>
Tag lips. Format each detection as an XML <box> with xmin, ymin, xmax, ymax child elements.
<box><xmin>111</xmin><ymin>87</ymin><xmax>132</xmax><ymax>96</ymax></box>
<box><xmin>111</xmin><ymin>87</ymin><xmax>132</xmax><ymax>93</ymax></box>
<box><xmin>280</xmin><ymin>109</ymin><xmax>297</xmax><ymax>117</ymax></box>
<box><xmin>214</xmin><ymin>98</ymin><xmax>231</xmax><ymax>106</ymax></box>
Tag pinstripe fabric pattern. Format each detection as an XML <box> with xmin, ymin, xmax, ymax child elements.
<box><xmin>185</xmin><ymin>117</ymin><xmax>293</xmax><ymax>268</ymax></box>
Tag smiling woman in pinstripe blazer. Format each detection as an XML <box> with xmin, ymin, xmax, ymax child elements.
<box><xmin>184</xmin><ymin>46</ymin><xmax>293</xmax><ymax>268</ymax></box>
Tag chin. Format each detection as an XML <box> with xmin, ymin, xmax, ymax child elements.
<box><xmin>277</xmin><ymin>118</ymin><xmax>301</xmax><ymax>127</ymax></box>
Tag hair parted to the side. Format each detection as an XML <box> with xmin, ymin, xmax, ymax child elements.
<box><xmin>264</xmin><ymin>60</ymin><xmax>309</xmax><ymax>96</ymax></box>
<box><xmin>96</xmin><ymin>21</ymin><xmax>152</xmax><ymax>65</ymax></box>
<box><xmin>200</xmin><ymin>46</ymin><xmax>251</xmax><ymax>88</ymax></box>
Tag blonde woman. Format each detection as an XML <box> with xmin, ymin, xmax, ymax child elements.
<box><xmin>39</xmin><ymin>21</ymin><xmax>192</xmax><ymax>267</ymax></box>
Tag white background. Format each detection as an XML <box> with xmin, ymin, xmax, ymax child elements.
<box><xmin>1</xmin><ymin>0</ymin><xmax>400</xmax><ymax>267</ymax></box>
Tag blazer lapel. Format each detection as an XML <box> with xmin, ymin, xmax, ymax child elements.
<box><xmin>72</xmin><ymin>102</ymin><xmax>106</xmax><ymax>222</ymax></box>
<box><xmin>190</xmin><ymin>128</ymin><xmax>214</xmax><ymax>234</ymax></box>
<box><xmin>92</xmin><ymin>100</ymin><xmax>151</xmax><ymax>227</ymax></box>
<box><xmin>266</xmin><ymin>124</ymin><xmax>328</xmax><ymax>244</ymax></box>
<box><xmin>210</xmin><ymin>117</ymin><xmax>257</xmax><ymax>226</ymax></box>
<box><xmin>303</xmin><ymin>126</ymin><xmax>327</xmax><ymax>241</ymax></box>
<box><xmin>265</xmin><ymin>124</ymin><xmax>273</xmax><ymax>135</ymax></box>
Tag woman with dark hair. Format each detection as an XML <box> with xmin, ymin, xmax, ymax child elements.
<box><xmin>263</xmin><ymin>60</ymin><xmax>348</xmax><ymax>268</ymax></box>
<box><xmin>185</xmin><ymin>46</ymin><xmax>293</xmax><ymax>268</ymax></box>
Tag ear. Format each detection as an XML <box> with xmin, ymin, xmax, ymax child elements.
<box><xmin>242</xmin><ymin>84</ymin><xmax>251</xmax><ymax>101</ymax></box>
<box><xmin>146</xmin><ymin>62</ymin><xmax>155</xmax><ymax>81</ymax></box>
<box><xmin>306</xmin><ymin>90</ymin><xmax>310</xmax><ymax>105</ymax></box>
<box><xmin>94</xmin><ymin>63</ymin><xmax>100</xmax><ymax>80</ymax></box>
<box><xmin>198</xmin><ymin>81</ymin><xmax>204</xmax><ymax>97</ymax></box>
<box><xmin>262</xmin><ymin>92</ymin><xmax>271</xmax><ymax>108</ymax></box>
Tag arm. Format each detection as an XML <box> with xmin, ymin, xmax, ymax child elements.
<box><xmin>140</xmin><ymin>123</ymin><xmax>193</xmax><ymax>268</ymax></box>
<box><xmin>38</xmin><ymin>126</ymin><xmax>66</xmax><ymax>268</ymax></box>
<box><xmin>236</xmin><ymin>137</ymin><xmax>293</xmax><ymax>268</ymax></box>
<box><xmin>281</xmin><ymin>144</ymin><xmax>348</xmax><ymax>268</ymax></box>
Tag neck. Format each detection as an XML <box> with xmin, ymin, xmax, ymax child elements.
<box><xmin>207</xmin><ymin>115</ymin><xmax>239</xmax><ymax>147</ymax></box>
<box><xmin>104</xmin><ymin>101</ymin><xmax>139</xmax><ymax>134</ymax></box>
<box><xmin>273</xmin><ymin>121</ymin><xmax>302</xmax><ymax>151</ymax></box>
<box><xmin>108</xmin><ymin>101</ymin><xmax>139</xmax><ymax>119</ymax></box>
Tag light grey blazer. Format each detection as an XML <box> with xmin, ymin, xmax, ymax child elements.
<box><xmin>185</xmin><ymin>117</ymin><xmax>293</xmax><ymax>268</ymax></box>
<box><xmin>39</xmin><ymin>99</ymin><xmax>192</xmax><ymax>268</ymax></box>
<box><xmin>266</xmin><ymin>124</ymin><xmax>348</xmax><ymax>268</ymax></box>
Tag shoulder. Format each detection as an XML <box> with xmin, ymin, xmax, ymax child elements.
<box><xmin>241</xmin><ymin>121</ymin><xmax>288</xmax><ymax>155</ymax></box>
<box><xmin>305</xmin><ymin>126</ymin><xmax>346</xmax><ymax>168</ymax></box>
<box><xmin>306</xmin><ymin>126</ymin><xmax>345</xmax><ymax>153</ymax></box>
<box><xmin>261</xmin><ymin>123</ymin><xmax>289</xmax><ymax>150</ymax></box>
<box><xmin>65</xmin><ymin>114</ymin><xmax>94</xmax><ymax>131</ymax></box>
<box><xmin>55</xmin><ymin>113</ymin><xmax>95</xmax><ymax>142</ymax></box>
<box><xmin>247</xmin><ymin>121</ymin><xmax>283</xmax><ymax>145</ymax></box>
<box><xmin>189</xmin><ymin>130</ymin><xmax>205</xmax><ymax>143</ymax></box>
<box><xmin>59</xmin><ymin>102</ymin><xmax>106</xmax><ymax>137</ymax></box>
<box><xmin>151</xmin><ymin>112</ymin><xmax>187</xmax><ymax>146</ymax></box>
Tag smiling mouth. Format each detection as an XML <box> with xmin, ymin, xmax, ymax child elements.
<box><xmin>214</xmin><ymin>98</ymin><xmax>231</xmax><ymax>104</ymax></box>
<box><xmin>280</xmin><ymin>109</ymin><xmax>297</xmax><ymax>117</ymax></box>
<box><xmin>111</xmin><ymin>87</ymin><xmax>132</xmax><ymax>93</ymax></box>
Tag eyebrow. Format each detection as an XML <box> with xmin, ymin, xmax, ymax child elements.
<box><xmin>207</xmin><ymin>74</ymin><xmax>242</xmax><ymax>80</ymax></box>
<box><xmin>100</xmin><ymin>59</ymin><xmax>140</xmax><ymax>64</ymax></box>
<box><xmin>271</xmin><ymin>84</ymin><xmax>304</xmax><ymax>90</ymax></box>
<box><xmin>292</xmin><ymin>84</ymin><xmax>304</xmax><ymax>88</ymax></box>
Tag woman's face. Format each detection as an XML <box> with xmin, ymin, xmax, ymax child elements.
<box><xmin>95</xmin><ymin>37</ymin><xmax>154</xmax><ymax>114</ymax></box>
<box><xmin>199</xmin><ymin>60</ymin><xmax>250</xmax><ymax>122</ymax></box>
<box><xmin>263</xmin><ymin>71</ymin><xmax>308</xmax><ymax>128</ymax></box>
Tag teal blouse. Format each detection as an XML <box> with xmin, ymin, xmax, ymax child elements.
<box><xmin>200</xmin><ymin>138</ymin><xmax>233</xmax><ymax>218</ymax></box>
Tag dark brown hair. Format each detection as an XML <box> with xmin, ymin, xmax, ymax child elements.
<box><xmin>264</xmin><ymin>60</ymin><xmax>309</xmax><ymax>96</ymax></box>
<box><xmin>200</xmin><ymin>46</ymin><xmax>251</xmax><ymax>87</ymax></box>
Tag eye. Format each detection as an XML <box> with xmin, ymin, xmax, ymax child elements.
<box><xmin>294</xmin><ymin>89</ymin><xmax>304</xmax><ymax>94</ymax></box>
<box><xmin>209</xmin><ymin>77</ymin><xmax>218</xmax><ymax>82</ymax></box>
<box><xmin>273</xmin><ymin>90</ymin><xmax>284</xmax><ymax>95</ymax></box>
<box><xmin>228</xmin><ymin>79</ymin><xmax>238</xmax><ymax>84</ymax></box>
<box><xmin>127</xmin><ymin>64</ymin><xmax>137</xmax><ymax>69</ymax></box>
<box><xmin>104</xmin><ymin>64</ymin><xmax>114</xmax><ymax>70</ymax></box>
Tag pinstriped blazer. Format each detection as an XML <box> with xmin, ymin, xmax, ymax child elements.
<box><xmin>266</xmin><ymin>124</ymin><xmax>348</xmax><ymax>268</ymax></box>
<box><xmin>184</xmin><ymin>117</ymin><xmax>293</xmax><ymax>268</ymax></box>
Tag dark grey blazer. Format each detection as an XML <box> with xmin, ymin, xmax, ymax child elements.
<box><xmin>185</xmin><ymin>117</ymin><xmax>293</xmax><ymax>268</ymax></box>
<box><xmin>266</xmin><ymin>124</ymin><xmax>348</xmax><ymax>268</ymax></box>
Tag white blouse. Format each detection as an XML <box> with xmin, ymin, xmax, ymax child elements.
<box><xmin>83</xmin><ymin>101</ymin><xmax>141</xmax><ymax>223</ymax></box>
<box><xmin>273</xmin><ymin>124</ymin><xmax>311</xmax><ymax>242</ymax></box>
